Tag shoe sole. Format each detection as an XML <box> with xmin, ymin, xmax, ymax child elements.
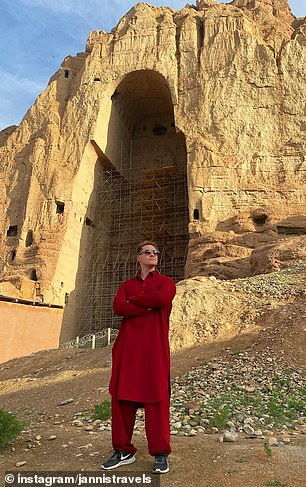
<box><xmin>153</xmin><ymin>467</ymin><xmax>169</xmax><ymax>474</ymax></box>
<box><xmin>102</xmin><ymin>456</ymin><xmax>136</xmax><ymax>470</ymax></box>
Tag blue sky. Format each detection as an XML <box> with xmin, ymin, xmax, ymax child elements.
<box><xmin>0</xmin><ymin>0</ymin><xmax>304</xmax><ymax>130</ymax></box>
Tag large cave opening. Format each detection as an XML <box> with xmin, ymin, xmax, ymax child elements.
<box><xmin>78</xmin><ymin>70</ymin><xmax>189</xmax><ymax>335</ymax></box>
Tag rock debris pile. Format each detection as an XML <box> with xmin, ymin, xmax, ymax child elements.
<box><xmin>73</xmin><ymin>349</ymin><xmax>305</xmax><ymax>443</ymax></box>
<box><xmin>170</xmin><ymin>264</ymin><xmax>306</xmax><ymax>352</ymax></box>
<box><xmin>169</xmin><ymin>350</ymin><xmax>305</xmax><ymax>438</ymax></box>
<box><xmin>228</xmin><ymin>265</ymin><xmax>306</xmax><ymax>298</ymax></box>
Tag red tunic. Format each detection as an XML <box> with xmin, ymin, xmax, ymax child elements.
<box><xmin>109</xmin><ymin>270</ymin><xmax>176</xmax><ymax>403</ymax></box>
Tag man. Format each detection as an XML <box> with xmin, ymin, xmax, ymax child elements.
<box><xmin>102</xmin><ymin>241</ymin><xmax>176</xmax><ymax>474</ymax></box>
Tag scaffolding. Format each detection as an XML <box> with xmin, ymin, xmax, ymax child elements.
<box><xmin>76</xmin><ymin>160</ymin><xmax>189</xmax><ymax>336</ymax></box>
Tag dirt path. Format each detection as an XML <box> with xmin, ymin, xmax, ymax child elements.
<box><xmin>1</xmin><ymin>422</ymin><xmax>305</xmax><ymax>487</ymax></box>
<box><xmin>1</xmin><ymin>314</ymin><xmax>305</xmax><ymax>486</ymax></box>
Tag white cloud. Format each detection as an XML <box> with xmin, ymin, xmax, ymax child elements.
<box><xmin>0</xmin><ymin>69</ymin><xmax>45</xmax><ymax>96</ymax></box>
<box><xmin>16</xmin><ymin>0</ymin><xmax>137</xmax><ymax>36</ymax></box>
<box><xmin>0</xmin><ymin>69</ymin><xmax>46</xmax><ymax>129</ymax></box>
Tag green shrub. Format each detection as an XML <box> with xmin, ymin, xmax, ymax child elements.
<box><xmin>266</xmin><ymin>481</ymin><xmax>287</xmax><ymax>486</ymax></box>
<box><xmin>207</xmin><ymin>400</ymin><xmax>232</xmax><ymax>430</ymax></box>
<box><xmin>92</xmin><ymin>400</ymin><xmax>111</xmax><ymax>421</ymax></box>
<box><xmin>0</xmin><ymin>408</ymin><xmax>24</xmax><ymax>449</ymax></box>
<box><xmin>264</xmin><ymin>442</ymin><xmax>272</xmax><ymax>458</ymax></box>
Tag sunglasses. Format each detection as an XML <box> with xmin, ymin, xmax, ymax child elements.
<box><xmin>138</xmin><ymin>249</ymin><xmax>160</xmax><ymax>255</ymax></box>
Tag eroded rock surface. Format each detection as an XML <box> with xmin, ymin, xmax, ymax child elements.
<box><xmin>0</xmin><ymin>0</ymin><xmax>305</xmax><ymax>339</ymax></box>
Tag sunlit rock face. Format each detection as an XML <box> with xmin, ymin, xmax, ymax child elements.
<box><xmin>0</xmin><ymin>0</ymin><xmax>305</xmax><ymax>339</ymax></box>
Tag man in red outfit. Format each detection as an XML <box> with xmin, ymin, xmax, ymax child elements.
<box><xmin>102</xmin><ymin>241</ymin><xmax>176</xmax><ymax>474</ymax></box>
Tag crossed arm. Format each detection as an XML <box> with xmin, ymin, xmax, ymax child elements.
<box><xmin>113</xmin><ymin>278</ymin><xmax>176</xmax><ymax>318</ymax></box>
<box><xmin>113</xmin><ymin>282</ymin><xmax>151</xmax><ymax>317</ymax></box>
<box><xmin>128</xmin><ymin>277</ymin><xmax>176</xmax><ymax>309</ymax></box>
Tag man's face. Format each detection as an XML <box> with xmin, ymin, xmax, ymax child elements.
<box><xmin>137</xmin><ymin>244</ymin><xmax>159</xmax><ymax>268</ymax></box>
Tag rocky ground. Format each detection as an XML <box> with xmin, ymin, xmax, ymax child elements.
<box><xmin>0</xmin><ymin>266</ymin><xmax>306</xmax><ymax>487</ymax></box>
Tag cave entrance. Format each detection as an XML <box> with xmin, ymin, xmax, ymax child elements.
<box><xmin>78</xmin><ymin>70</ymin><xmax>189</xmax><ymax>335</ymax></box>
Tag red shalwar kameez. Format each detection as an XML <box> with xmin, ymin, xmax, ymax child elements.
<box><xmin>109</xmin><ymin>270</ymin><xmax>176</xmax><ymax>456</ymax></box>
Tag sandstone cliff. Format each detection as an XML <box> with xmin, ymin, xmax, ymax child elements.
<box><xmin>0</xmin><ymin>0</ymin><xmax>305</xmax><ymax>340</ymax></box>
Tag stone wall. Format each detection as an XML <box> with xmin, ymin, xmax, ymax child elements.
<box><xmin>0</xmin><ymin>0</ymin><xmax>305</xmax><ymax>340</ymax></box>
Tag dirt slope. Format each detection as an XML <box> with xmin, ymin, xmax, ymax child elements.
<box><xmin>0</xmin><ymin>268</ymin><xmax>306</xmax><ymax>487</ymax></box>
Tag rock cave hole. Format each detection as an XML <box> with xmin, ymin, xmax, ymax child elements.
<box><xmin>10</xmin><ymin>249</ymin><xmax>17</xmax><ymax>261</ymax></box>
<box><xmin>7</xmin><ymin>225</ymin><xmax>18</xmax><ymax>237</ymax></box>
<box><xmin>25</xmin><ymin>230</ymin><xmax>34</xmax><ymax>247</ymax></box>
<box><xmin>56</xmin><ymin>201</ymin><xmax>65</xmax><ymax>214</ymax></box>
<box><xmin>252</xmin><ymin>214</ymin><xmax>268</xmax><ymax>226</ymax></box>
<box><xmin>153</xmin><ymin>124</ymin><xmax>167</xmax><ymax>135</ymax></box>
<box><xmin>193</xmin><ymin>209</ymin><xmax>200</xmax><ymax>220</ymax></box>
<box><xmin>85</xmin><ymin>217</ymin><xmax>94</xmax><ymax>227</ymax></box>
<box><xmin>30</xmin><ymin>269</ymin><xmax>38</xmax><ymax>281</ymax></box>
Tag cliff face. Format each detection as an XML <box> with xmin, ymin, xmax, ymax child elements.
<box><xmin>0</xmin><ymin>0</ymin><xmax>305</xmax><ymax>337</ymax></box>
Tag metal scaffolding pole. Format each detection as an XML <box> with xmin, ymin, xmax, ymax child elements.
<box><xmin>76</xmin><ymin>148</ymin><xmax>189</xmax><ymax>337</ymax></box>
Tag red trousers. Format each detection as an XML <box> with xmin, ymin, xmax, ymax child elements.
<box><xmin>111</xmin><ymin>396</ymin><xmax>171</xmax><ymax>456</ymax></box>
